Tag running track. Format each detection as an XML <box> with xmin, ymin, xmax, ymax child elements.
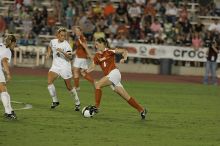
<box><xmin>10</xmin><ymin>67</ymin><xmax>213</xmax><ymax>84</ymax></box>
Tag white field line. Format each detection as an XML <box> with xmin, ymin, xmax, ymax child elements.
<box><xmin>11</xmin><ymin>101</ymin><xmax>33</xmax><ymax>110</ymax></box>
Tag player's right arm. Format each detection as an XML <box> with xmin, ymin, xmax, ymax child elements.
<box><xmin>2</xmin><ymin>57</ymin><xmax>11</xmax><ymax>82</ymax></box>
<box><xmin>46</xmin><ymin>40</ymin><xmax>53</xmax><ymax>59</ymax></box>
<box><xmin>46</xmin><ymin>46</ymin><xmax>52</xmax><ymax>59</ymax></box>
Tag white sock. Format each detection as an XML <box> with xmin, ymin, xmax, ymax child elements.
<box><xmin>70</xmin><ymin>88</ymin><xmax>80</xmax><ymax>105</ymax></box>
<box><xmin>48</xmin><ymin>84</ymin><xmax>58</xmax><ymax>102</ymax></box>
<box><xmin>1</xmin><ymin>92</ymin><xmax>12</xmax><ymax>114</ymax></box>
<box><xmin>5</xmin><ymin>92</ymin><xmax>13</xmax><ymax>112</ymax></box>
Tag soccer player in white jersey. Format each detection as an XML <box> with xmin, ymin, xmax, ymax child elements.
<box><xmin>46</xmin><ymin>27</ymin><xmax>80</xmax><ymax>111</ymax></box>
<box><xmin>0</xmin><ymin>34</ymin><xmax>17</xmax><ymax>119</ymax></box>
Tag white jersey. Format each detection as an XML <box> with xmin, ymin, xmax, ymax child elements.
<box><xmin>0</xmin><ymin>43</ymin><xmax>11</xmax><ymax>70</ymax></box>
<box><xmin>49</xmin><ymin>39</ymin><xmax>72</xmax><ymax>68</ymax></box>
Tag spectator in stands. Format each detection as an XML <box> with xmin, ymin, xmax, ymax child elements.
<box><xmin>178</xmin><ymin>5</ymin><xmax>188</xmax><ymax>23</ymax></box>
<box><xmin>193</xmin><ymin>19</ymin><xmax>205</xmax><ymax>33</ymax></box>
<box><xmin>116</xmin><ymin>0</ymin><xmax>128</xmax><ymax>17</ymax></box>
<box><xmin>65</xmin><ymin>2</ymin><xmax>75</xmax><ymax>29</ymax></box>
<box><xmin>183</xmin><ymin>33</ymin><xmax>192</xmax><ymax>66</ymax></box>
<box><xmin>77</xmin><ymin>12</ymin><xmax>95</xmax><ymax>41</ymax></box>
<box><xmin>141</xmin><ymin>21</ymin><xmax>153</xmax><ymax>43</ymax></box>
<box><xmin>15</xmin><ymin>0</ymin><xmax>23</xmax><ymax>10</ymax></box>
<box><xmin>192</xmin><ymin>32</ymin><xmax>203</xmax><ymax>51</ymax></box>
<box><xmin>109</xmin><ymin>20</ymin><xmax>118</xmax><ymax>36</ymax></box>
<box><xmin>165</xmin><ymin>2</ymin><xmax>178</xmax><ymax>25</ymax></box>
<box><xmin>117</xmin><ymin>34</ymin><xmax>129</xmax><ymax>46</ymax></box>
<box><xmin>183</xmin><ymin>33</ymin><xmax>192</xmax><ymax>47</ymax></box>
<box><xmin>163</xmin><ymin>19</ymin><xmax>174</xmax><ymax>44</ymax></box>
<box><xmin>208</xmin><ymin>18</ymin><xmax>220</xmax><ymax>33</ymax></box>
<box><xmin>53</xmin><ymin>0</ymin><xmax>63</xmax><ymax>23</ymax></box>
<box><xmin>192</xmin><ymin>32</ymin><xmax>203</xmax><ymax>67</ymax></box>
<box><xmin>92</xmin><ymin>1</ymin><xmax>103</xmax><ymax>19</ymax></box>
<box><xmin>135</xmin><ymin>0</ymin><xmax>146</xmax><ymax>6</ymax></box>
<box><xmin>107</xmin><ymin>33</ymin><xmax>118</xmax><ymax>48</ymax></box>
<box><xmin>103</xmin><ymin>1</ymin><xmax>115</xmax><ymax>24</ymax></box>
<box><xmin>203</xmin><ymin>37</ymin><xmax>220</xmax><ymax>85</ymax></box>
<box><xmin>23</xmin><ymin>0</ymin><xmax>32</xmax><ymax>7</ymax></box>
<box><xmin>47</xmin><ymin>12</ymin><xmax>57</xmax><ymax>33</ymax></box>
<box><xmin>129</xmin><ymin>17</ymin><xmax>141</xmax><ymax>40</ymax></box>
<box><xmin>143</xmin><ymin>2</ymin><xmax>157</xmax><ymax>22</ymax></box>
<box><xmin>175</xmin><ymin>33</ymin><xmax>184</xmax><ymax>46</ymax></box>
<box><xmin>128</xmin><ymin>3</ymin><xmax>142</xmax><ymax>19</ymax></box>
<box><xmin>203</xmin><ymin>31</ymin><xmax>213</xmax><ymax>47</ymax></box>
<box><xmin>41</xmin><ymin>6</ymin><xmax>48</xmax><ymax>24</ymax></box>
<box><xmin>150</xmin><ymin>18</ymin><xmax>162</xmax><ymax>35</ymax></box>
<box><xmin>22</xmin><ymin>15</ymin><xmax>32</xmax><ymax>35</ymax></box>
<box><xmin>114</xmin><ymin>1</ymin><xmax>128</xmax><ymax>25</ymax></box>
<box><xmin>181</xmin><ymin>19</ymin><xmax>193</xmax><ymax>35</ymax></box>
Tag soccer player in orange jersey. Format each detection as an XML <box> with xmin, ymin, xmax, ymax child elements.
<box><xmin>72</xmin><ymin>26</ymin><xmax>94</xmax><ymax>91</ymax></box>
<box><xmin>86</xmin><ymin>37</ymin><xmax>147</xmax><ymax>120</ymax></box>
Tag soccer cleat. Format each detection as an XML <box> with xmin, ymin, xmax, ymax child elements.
<box><xmin>75</xmin><ymin>104</ymin><xmax>80</xmax><ymax>111</ymax></box>
<box><xmin>4</xmin><ymin>113</ymin><xmax>17</xmax><ymax>120</ymax></box>
<box><xmin>51</xmin><ymin>102</ymin><xmax>60</xmax><ymax>109</ymax></box>
<box><xmin>90</xmin><ymin>105</ymin><xmax>99</xmax><ymax>114</ymax></box>
<box><xmin>11</xmin><ymin>111</ymin><xmax>16</xmax><ymax>117</ymax></box>
<box><xmin>75</xmin><ymin>87</ymin><xmax>80</xmax><ymax>91</ymax></box>
<box><xmin>140</xmin><ymin>108</ymin><xmax>147</xmax><ymax>120</ymax></box>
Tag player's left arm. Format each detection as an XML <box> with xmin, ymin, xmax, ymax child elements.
<box><xmin>2</xmin><ymin>57</ymin><xmax>11</xmax><ymax>82</ymax></box>
<box><xmin>56</xmin><ymin>48</ymin><xmax>73</xmax><ymax>60</ymax></box>
<box><xmin>115</xmin><ymin>48</ymin><xmax>128</xmax><ymax>63</ymax></box>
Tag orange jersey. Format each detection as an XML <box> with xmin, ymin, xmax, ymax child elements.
<box><xmin>94</xmin><ymin>48</ymin><xmax>117</xmax><ymax>76</ymax></box>
<box><xmin>75</xmin><ymin>35</ymin><xmax>88</xmax><ymax>58</ymax></box>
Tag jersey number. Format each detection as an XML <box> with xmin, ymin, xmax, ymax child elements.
<box><xmin>103</xmin><ymin>61</ymin><xmax>106</xmax><ymax>67</ymax></box>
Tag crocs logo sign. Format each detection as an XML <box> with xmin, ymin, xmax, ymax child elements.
<box><xmin>173</xmin><ymin>49</ymin><xmax>205</xmax><ymax>59</ymax></box>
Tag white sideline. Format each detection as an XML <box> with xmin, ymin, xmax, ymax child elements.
<box><xmin>11</xmin><ymin>101</ymin><xmax>33</xmax><ymax>110</ymax></box>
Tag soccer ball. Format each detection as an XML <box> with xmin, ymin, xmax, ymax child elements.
<box><xmin>82</xmin><ymin>106</ymin><xmax>94</xmax><ymax>118</ymax></box>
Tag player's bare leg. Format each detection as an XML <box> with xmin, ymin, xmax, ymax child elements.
<box><xmin>0</xmin><ymin>83</ymin><xmax>16</xmax><ymax>119</ymax></box>
<box><xmin>73</xmin><ymin>67</ymin><xmax>80</xmax><ymax>91</ymax></box>
<box><xmin>114</xmin><ymin>86</ymin><xmax>147</xmax><ymax>120</ymax></box>
<box><xmin>81</xmin><ymin>69</ymin><xmax>94</xmax><ymax>85</ymax></box>
<box><xmin>94</xmin><ymin>76</ymin><xmax>112</xmax><ymax>108</ymax></box>
<box><xmin>64</xmin><ymin>78</ymin><xmax>80</xmax><ymax>111</ymax></box>
<box><xmin>47</xmin><ymin>71</ymin><xmax>59</xmax><ymax>108</ymax></box>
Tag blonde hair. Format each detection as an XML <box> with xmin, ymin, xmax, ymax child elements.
<box><xmin>57</xmin><ymin>27</ymin><xmax>67</xmax><ymax>34</ymax></box>
<box><xmin>4</xmin><ymin>35</ymin><xmax>16</xmax><ymax>48</ymax></box>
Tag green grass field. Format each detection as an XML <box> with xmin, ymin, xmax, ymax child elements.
<box><xmin>0</xmin><ymin>75</ymin><xmax>220</xmax><ymax>146</ymax></box>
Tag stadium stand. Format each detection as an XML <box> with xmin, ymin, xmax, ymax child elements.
<box><xmin>0</xmin><ymin>0</ymin><xmax>219</xmax><ymax>74</ymax></box>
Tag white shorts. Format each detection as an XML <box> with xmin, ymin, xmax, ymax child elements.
<box><xmin>49</xmin><ymin>65</ymin><xmax>72</xmax><ymax>79</ymax></box>
<box><xmin>73</xmin><ymin>57</ymin><xmax>88</xmax><ymax>69</ymax></box>
<box><xmin>0</xmin><ymin>70</ymin><xmax>6</xmax><ymax>83</ymax></box>
<box><xmin>107</xmin><ymin>69</ymin><xmax>123</xmax><ymax>89</ymax></box>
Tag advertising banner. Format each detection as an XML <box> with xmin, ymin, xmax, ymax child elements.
<box><xmin>119</xmin><ymin>43</ymin><xmax>220</xmax><ymax>62</ymax></box>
